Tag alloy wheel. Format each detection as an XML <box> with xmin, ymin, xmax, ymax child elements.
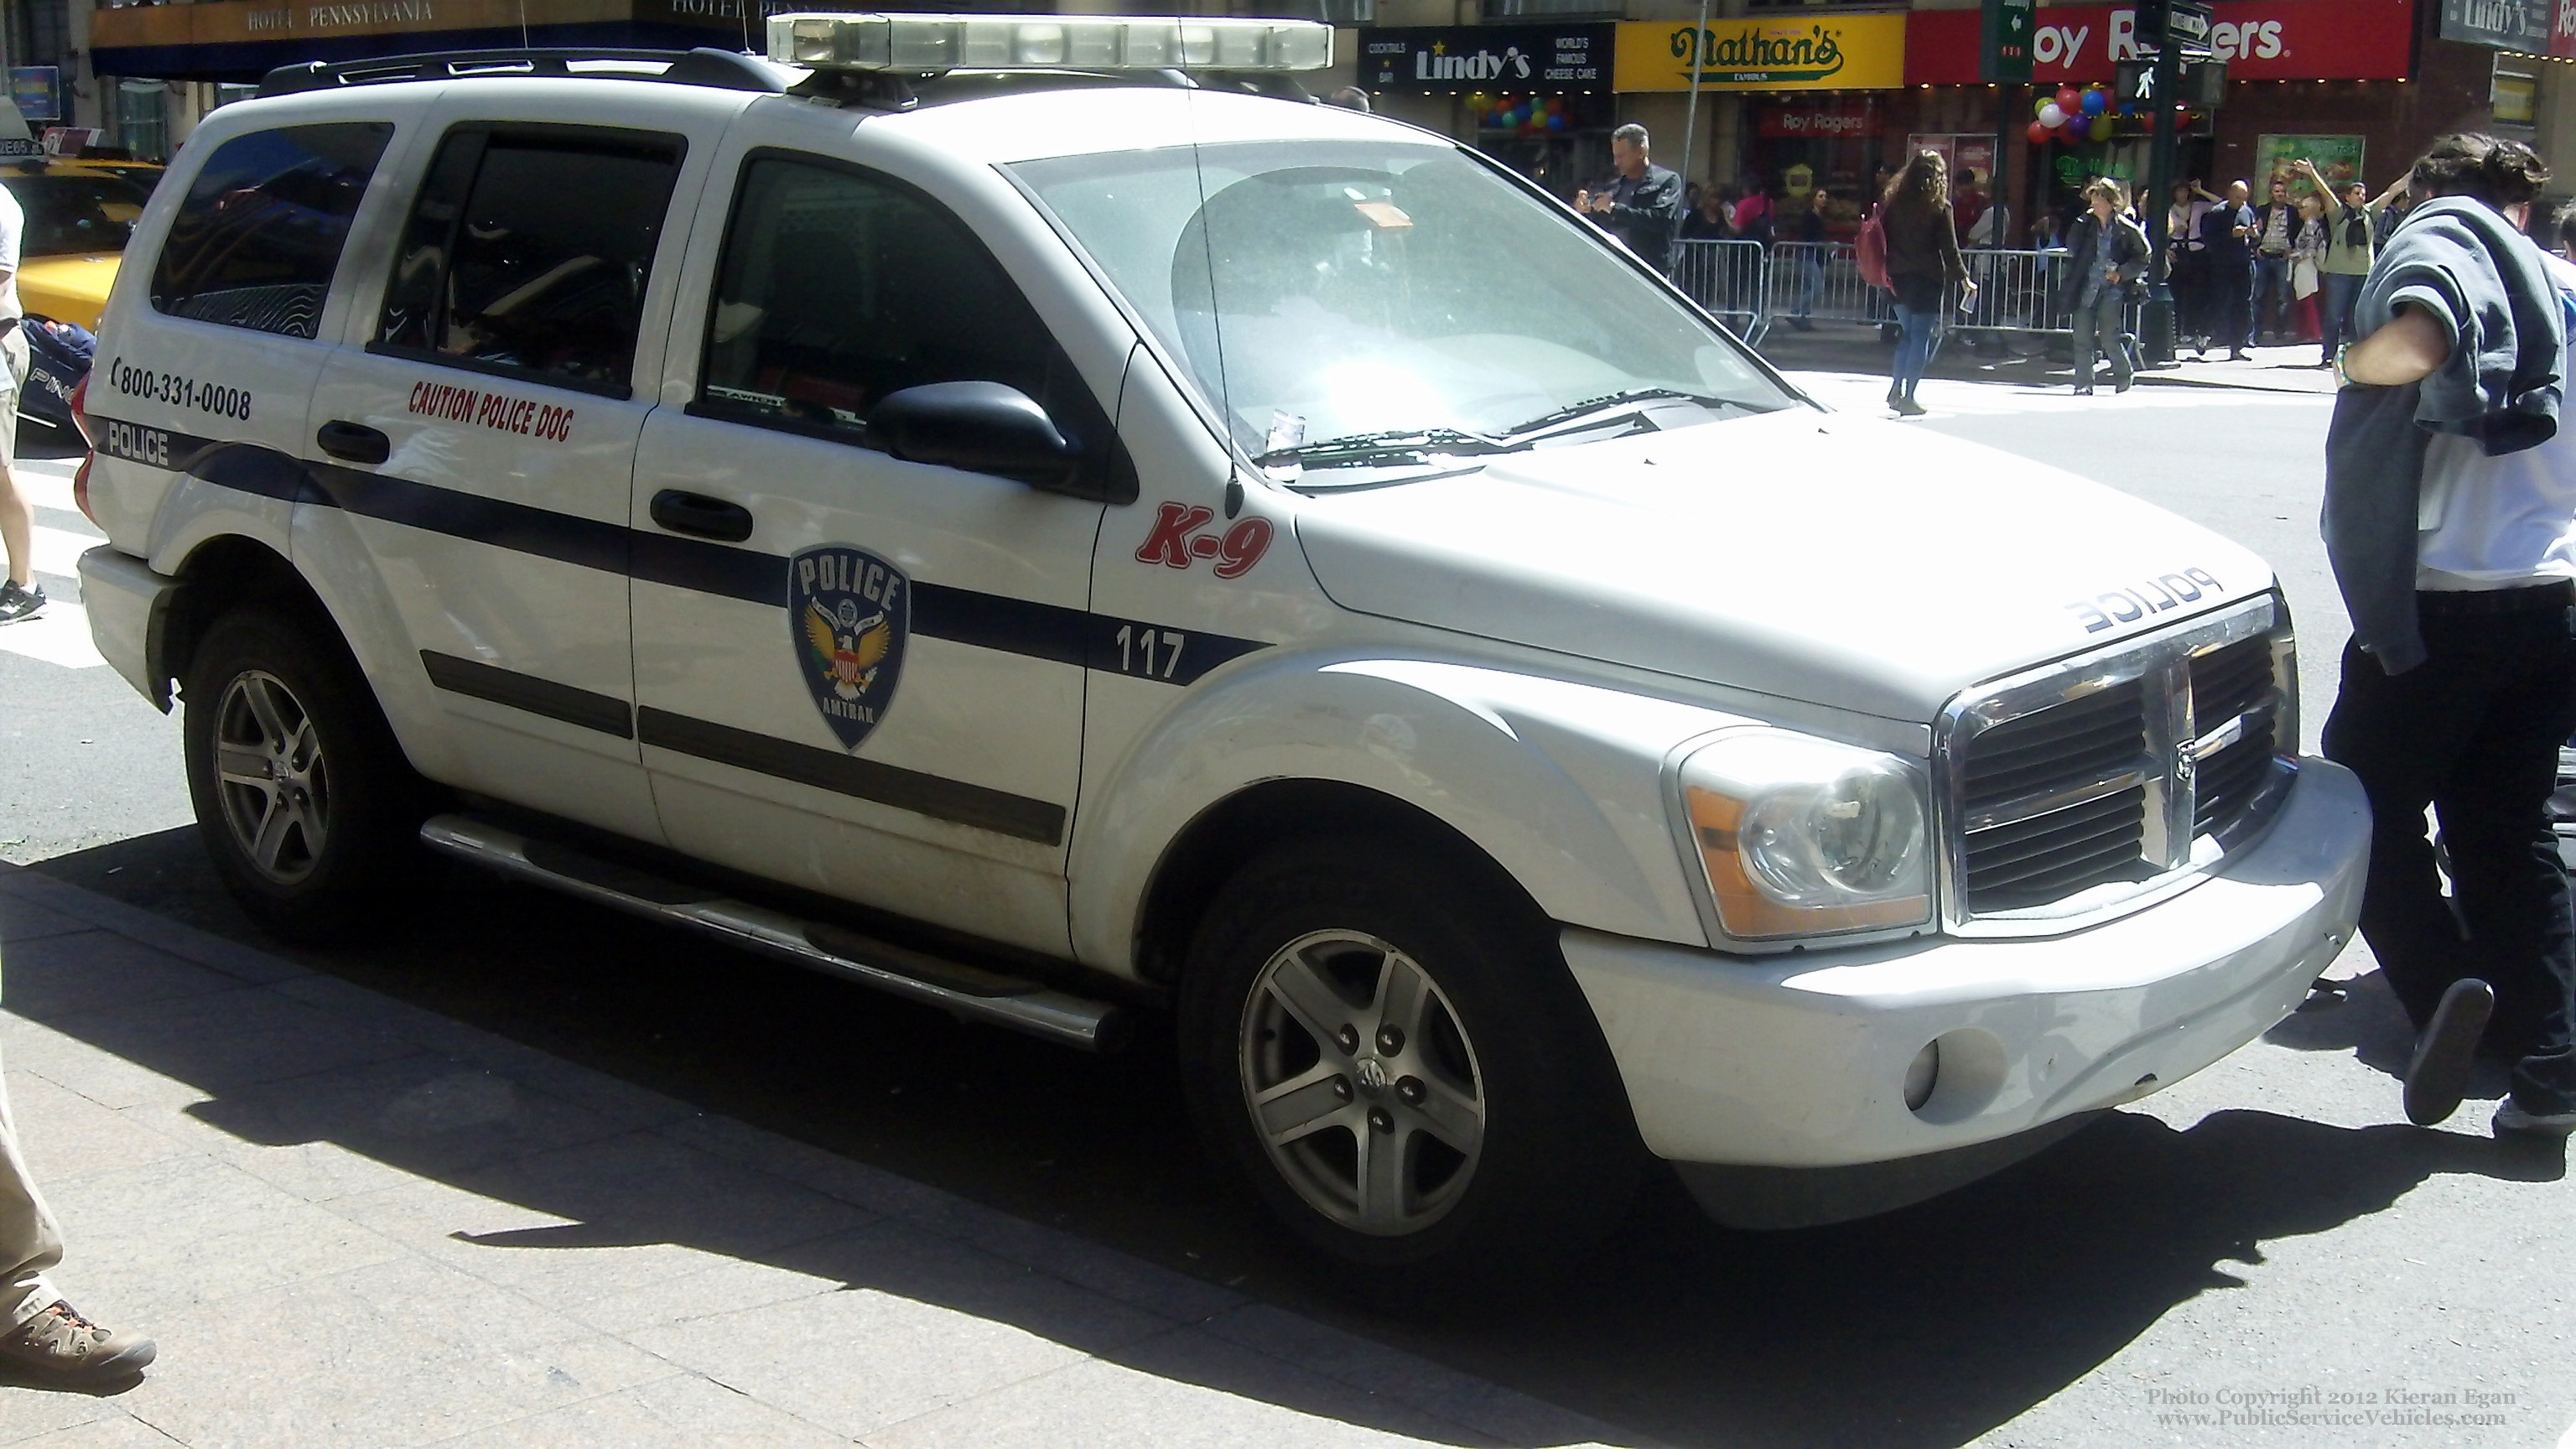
<box><xmin>1239</xmin><ymin>929</ymin><xmax>1486</xmax><ymax>1237</ymax></box>
<box><xmin>211</xmin><ymin>669</ymin><xmax>331</xmax><ymax>884</ymax></box>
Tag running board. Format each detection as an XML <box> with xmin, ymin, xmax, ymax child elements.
<box><xmin>418</xmin><ymin>814</ymin><xmax>1129</xmax><ymax>1052</ymax></box>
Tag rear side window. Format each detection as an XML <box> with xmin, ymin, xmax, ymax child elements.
<box><xmin>149</xmin><ymin>122</ymin><xmax>393</xmax><ymax>339</ymax></box>
<box><xmin>375</xmin><ymin>125</ymin><xmax>683</xmax><ymax>397</ymax></box>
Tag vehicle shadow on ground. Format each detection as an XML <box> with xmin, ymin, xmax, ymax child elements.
<box><xmin>17</xmin><ymin>829</ymin><xmax>2565</xmax><ymax>1449</ymax></box>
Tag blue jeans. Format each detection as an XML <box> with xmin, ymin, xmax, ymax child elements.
<box><xmin>2321</xmin><ymin>270</ymin><xmax>2363</xmax><ymax>357</ymax></box>
<box><xmin>1792</xmin><ymin>253</ymin><xmax>1825</xmax><ymax>319</ymax></box>
<box><xmin>2255</xmin><ymin>253</ymin><xmax>2293</xmax><ymax>338</ymax></box>
<box><xmin>1892</xmin><ymin>300</ymin><xmax>1934</xmax><ymax>397</ymax></box>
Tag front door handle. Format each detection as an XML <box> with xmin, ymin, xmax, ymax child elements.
<box><xmin>315</xmin><ymin>420</ymin><xmax>391</xmax><ymax>465</ymax></box>
<box><xmin>650</xmin><ymin>489</ymin><xmax>755</xmax><ymax>543</ymax></box>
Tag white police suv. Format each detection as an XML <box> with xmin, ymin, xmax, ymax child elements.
<box><xmin>71</xmin><ymin>13</ymin><xmax>2368</xmax><ymax>1285</ymax></box>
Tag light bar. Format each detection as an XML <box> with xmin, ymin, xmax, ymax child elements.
<box><xmin>766</xmin><ymin>13</ymin><xmax>1333</xmax><ymax>73</ymax></box>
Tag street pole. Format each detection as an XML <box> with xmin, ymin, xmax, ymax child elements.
<box><xmin>1674</xmin><ymin>0</ymin><xmax>1711</xmax><ymax>275</ymax></box>
<box><xmin>2140</xmin><ymin>6</ymin><xmax>2187</xmax><ymax>365</ymax></box>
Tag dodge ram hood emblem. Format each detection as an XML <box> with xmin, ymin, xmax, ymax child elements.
<box><xmin>792</xmin><ymin>544</ymin><xmax>911</xmax><ymax>752</ymax></box>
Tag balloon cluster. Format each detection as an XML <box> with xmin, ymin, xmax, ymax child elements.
<box><xmin>1472</xmin><ymin>92</ymin><xmax>1571</xmax><ymax>134</ymax></box>
<box><xmin>2027</xmin><ymin>84</ymin><xmax>2116</xmax><ymax>145</ymax></box>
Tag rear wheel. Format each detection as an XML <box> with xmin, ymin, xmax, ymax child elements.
<box><xmin>1177</xmin><ymin>837</ymin><xmax>1642</xmax><ymax>1297</ymax></box>
<box><xmin>183</xmin><ymin>607</ymin><xmax>425</xmax><ymax>943</ymax></box>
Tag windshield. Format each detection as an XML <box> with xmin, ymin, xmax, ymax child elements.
<box><xmin>1008</xmin><ymin>139</ymin><xmax>1797</xmax><ymax>472</ymax></box>
<box><xmin>4</xmin><ymin>173</ymin><xmax>151</xmax><ymax>257</ymax></box>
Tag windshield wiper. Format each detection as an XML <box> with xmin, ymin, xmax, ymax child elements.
<box><xmin>1256</xmin><ymin>427</ymin><xmax>1510</xmax><ymax>470</ymax></box>
<box><xmin>1495</xmin><ymin>387</ymin><xmax>1752</xmax><ymax>439</ymax></box>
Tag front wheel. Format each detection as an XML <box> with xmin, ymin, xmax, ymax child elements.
<box><xmin>1176</xmin><ymin>838</ymin><xmax>1644</xmax><ymax>1296</ymax></box>
<box><xmin>182</xmin><ymin>606</ymin><xmax>425</xmax><ymax>943</ymax></box>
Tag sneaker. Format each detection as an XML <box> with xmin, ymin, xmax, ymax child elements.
<box><xmin>0</xmin><ymin>1301</ymin><xmax>155</xmax><ymax>1381</ymax></box>
<box><xmin>2403</xmin><ymin>978</ymin><xmax>2496</xmax><ymax>1126</ymax></box>
<box><xmin>2494</xmin><ymin>1098</ymin><xmax>2576</xmax><ymax>1138</ymax></box>
<box><xmin>1892</xmin><ymin>397</ymin><xmax>1928</xmax><ymax>418</ymax></box>
<box><xmin>0</xmin><ymin>580</ymin><xmax>43</xmax><ymax>625</ymax></box>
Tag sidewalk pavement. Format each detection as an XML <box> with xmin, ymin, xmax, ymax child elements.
<box><xmin>0</xmin><ymin>863</ymin><xmax>1634</xmax><ymax>1449</ymax></box>
<box><xmin>1753</xmin><ymin>325</ymin><xmax>2340</xmax><ymax>397</ymax></box>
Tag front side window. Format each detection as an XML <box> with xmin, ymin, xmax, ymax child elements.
<box><xmin>699</xmin><ymin>154</ymin><xmax>1098</xmax><ymax>449</ymax></box>
<box><xmin>376</xmin><ymin>126</ymin><xmax>683</xmax><ymax>393</ymax></box>
<box><xmin>149</xmin><ymin>122</ymin><xmax>392</xmax><ymax>339</ymax></box>
<box><xmin>1010</xmin><ymin>139</ymin><xmax>1797</xmax><ymax>480</ymax></box>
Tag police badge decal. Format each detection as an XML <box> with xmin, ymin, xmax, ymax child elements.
<box><xmin>791</xmin><ymin>545</ymin><xmax>911</xmax><ymax>751</ymax></box>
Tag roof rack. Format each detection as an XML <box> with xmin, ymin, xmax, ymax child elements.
<box><xmin>256</xmin><ymin>47</ymin><xmax>787</xmax><ymax>99</ymax></box>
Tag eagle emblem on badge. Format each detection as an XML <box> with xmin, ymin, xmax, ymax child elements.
<box><xmin>789</xmin><ymin>544</ymin><xmax>910</xmax><ymax>751</ymax></box>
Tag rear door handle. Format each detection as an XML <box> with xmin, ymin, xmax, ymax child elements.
<box><xmin>315</xmin><ymin>420</ymin><xmax>391</xmax><ymax>465</ymax></box>
<box><xmin>650</xmin><ymin>489</ymin><xmax>755</xmax><ymax>543</ymax></box>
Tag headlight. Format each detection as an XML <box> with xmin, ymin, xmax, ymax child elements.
<box><xmin>1677</xmin><ymin>730</ymin><xmax>1932</xmax><ymax>940</ymax></box>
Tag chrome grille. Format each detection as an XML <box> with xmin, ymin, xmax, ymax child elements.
<box><xmin>2189</xmin><ymin>636</ymin><xmax>2280</xmax><ymax>836</ymax></box>
<box><xmin>1939</xmin><ymin>595</ymin><xmax>2296</xmax><ymax>932</ymax></box>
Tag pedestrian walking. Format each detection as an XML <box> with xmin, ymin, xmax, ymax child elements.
<box><xmin>1877</xmin><ymin>149</ymin><xmax>1974</xmax><ymax>418</ymax></box>
<box><xmin>2199</xmin><ymin>179</ymin><xmax>2257</xmax><ymax>360</ymax></box>
<box><xmin>2323</xmin><ymin>132</ymin><xmax>2576</xmax><ymax>1140</ymax></box>
<box><xmin>0</xmin><ymin>948</ymin><xmax>157</xmax><ymax>1379</ymax></box>
<box><xmin>2252</xmin><ymin>175</ymin><xmax>2302</xmax><ymax>342</ymax></box>
<box><xmin>2063</xmin><ymin>178</ymin><xmax>2150</xmax><ymax>395</ymax></box>
<box><xmin>0</xmin><ymin>179</ymin><xmax>39</xmax><ymax>627</ymax></box>
<box><xmin>2303</xmin><ymin>158</ymin><xmax>2376</xmax><ymax>368</ymax></box>
<box><xmin>2167</xmin><ymin>180</ymin><xmax>2212</xmax><ymax>353</ymax></box>
<box><xmin>1786</xmin><ymin>188</ymin><xmax>1829</xmax><ymax>330</ymax></box>
<box><xmin>1574</xmin><ymin>123</ymin><xmax>1682</xmax><ymax>275</ymax></box>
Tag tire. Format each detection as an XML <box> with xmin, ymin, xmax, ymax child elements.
<box><xmin>1176</xmin><ymin>836</ymin><xmax>1644</xmax><ymax>1298</ymax></box>
<box><xmin>182</xmin><ymin>606</ymin><xmax>426</xmax><ymax>944</ymax></box>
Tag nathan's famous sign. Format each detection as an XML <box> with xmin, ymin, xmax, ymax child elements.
<box><xmin>1613</xmin><ymin>13</ymin><xmax>1906</xmax><ymax>91</ymax></box>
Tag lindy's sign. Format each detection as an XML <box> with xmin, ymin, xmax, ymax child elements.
<box><xmin>1362</xmin><ymin>24</ymin><xmax>1613</xmax><ymax>93</ymax></box>
<box><xmin>1613</xmin><ymin>14</ymin><xmax>1907</xmax><ymax>92</ymax></box>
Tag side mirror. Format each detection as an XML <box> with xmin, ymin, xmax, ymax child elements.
<box><xmin>864</xmin><ymin>381</ymin><xmax>1081</xmax><ymax>491</ymax></box>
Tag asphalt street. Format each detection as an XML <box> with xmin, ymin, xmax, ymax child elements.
<box><xmin>3</xmin><ymin>378</ymin><xmax>2572</xmax><ymax>1449</ymax></box>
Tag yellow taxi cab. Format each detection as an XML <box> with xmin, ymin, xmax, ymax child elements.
<box><xmin>3</xmin><ymin>158</ymin><xmax>160</xmax><ymax>330</ymax></box>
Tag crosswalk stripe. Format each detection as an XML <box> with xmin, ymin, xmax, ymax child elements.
<box><xmin>0</xmin><ymin>592</ymin><xmax>104</xmax><ymax>669</ymax></box>
<box><xmin>31</xmin><ymin>523</ymin><xmax>99</xmax><ymax>580</ymax></box>
<box><xmin>13</xmin><ymin>467</ymin><xmax>77</xmax><ymax>513</ymax></box>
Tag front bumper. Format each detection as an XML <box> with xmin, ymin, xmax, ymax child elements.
<box><xmin>1564</xmin><ymin>756</ymin><xmax>2367</xmax><ymax>1194</ymax></box>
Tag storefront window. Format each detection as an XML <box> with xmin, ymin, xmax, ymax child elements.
<box><xmin>1467</xmin><ymin>91</ymin><xmax>1616</xmax><ymax>199</ymax></box>
<box><xmin>114</xmin><ymin>80</ymin><xmax>166</xmax><ymax>161</ymax></box>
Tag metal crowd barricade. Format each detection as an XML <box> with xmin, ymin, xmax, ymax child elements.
<box><xmin>1669</xmin><ymin>238</ymin><xmax>1773</xmax><ymax>345</ymax></box>
<box><xmin>1673</xmin><ymin>241</ymin><xmax>2143</xmax><ymax>358</ymax></box>
<box><xmin>1763</xmin><ymin>241</ymin><xmax>1883</xmax><ymax>330</ymax></box>
<box><xmin>1948</xmin><ymin>247</ymin><xmax>2075</xmax><ymax>337</ymax></box>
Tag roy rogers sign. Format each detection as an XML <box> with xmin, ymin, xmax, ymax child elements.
<box><xmin>1363</xmin><ymin>25</ymin><xmax>1613</xmax><ymax>93</ymax></box>
<box><xmin>1613</xmin><ymin>14</ymin><xmax>1908</xmax><ymax>91</ymax></box>
<box><xmin>1904</xmin><ymin>0</ymin><xmax>2416</xmax><ymax>85</ymax></box>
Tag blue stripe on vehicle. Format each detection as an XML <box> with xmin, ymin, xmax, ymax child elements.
<box><xmin>95</xmin><ymin>414</ymin><xmax>1268</xmax><ymax>685</ymax></box>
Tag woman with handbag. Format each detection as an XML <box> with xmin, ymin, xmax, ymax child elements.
<box><xmin>2290</xmin><ymin>191</ymin><xmax>2328</xmax><ymax>345</ymax></box>
<box><xmin>2062</xmin><ymin>177</ymin><xmax>2151</xmax><ymax>394</ymax></box>
<box><xmin>1875</xmin><ymin>150</ymin><xmax>1974</xmax><ymax>417</ymax></box>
